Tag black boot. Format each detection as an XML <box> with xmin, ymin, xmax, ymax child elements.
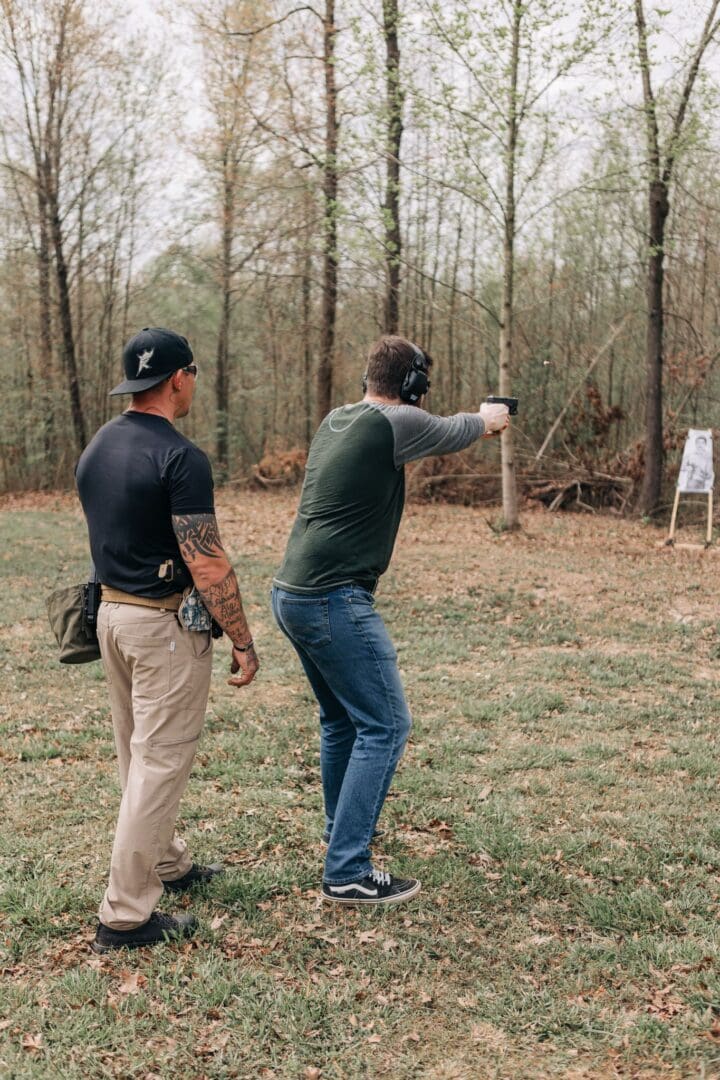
<box><xmin>161</xmin><ymin>863</ymin><xmax>225</xmax><ymax>893</ymax></box>
<box><xmin>91</xmin><ymin>911</ymin><xmax>197</xmax><ymax>953</ymax></box>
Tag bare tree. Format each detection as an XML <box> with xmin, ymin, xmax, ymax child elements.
<box><xmin>419</xmin><ymin>0</ymin><xmax>620</xmax><ymax>527</ymax></box>
<box><xmin>231</xmin><ymin>0</ymin><xmax>340</xmax><ymax>426</ymax></box>
<box><xmin>0</xmin><ymin>1</ymin><xmax>79</xmax><ymax>452</ymax></box>
<box><xmin>315</xmin><ymin>0</ymin><xmax>338</xmax><ymax>422</ymax></box>
<box><xmin>382</xmin><ymin>0</ymin><xmax>404</xmax><ymax>334</ymax></box>
<box><xmin>0</xmin><ymin>0</ymin><xmax>162</xmax><ymax>463</ymax></box>
<box><xmin>634</xmin><ymin>0</ymin><xmax>720</xmax><ymax>514</ymax></box>
<box><xmin>0</xmin><ymin>0</ymin><xmax>97</xmax><ymax>451</ymax></box>
<box><xmin>497</xmin><ymin>1</ymin><xmax>522</xmax><ymax>529</ymax></box>
<box><xmin>192</xmin><ymin>0</ymin><xmax>276</xmax><ymax>478</ymax></box>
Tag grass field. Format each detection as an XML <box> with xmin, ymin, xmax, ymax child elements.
<box><xmin>2</xmin><ymin>489</ymin><xmax>720</xmax><ymax>1079</ymax></box>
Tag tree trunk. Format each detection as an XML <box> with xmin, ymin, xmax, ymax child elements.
<box><xmin>316</xmin><ymin>0</ymin><xmax>338</xmax><ymax>424</ymax></box>
<box><xmin>302</xmin><ymin>246</ymin><xmax>313</xmax><ymax>447</ymax></box>
<box><xmin>498</xmin><ymin>2</ymin><xmax>521</xmax><ymax>530</ymax></box>
<box><xmin>46</xmin><ymin>168</ymin><xmax>86</xmax><ymax>453</ymax></box>
<box><xmin>216</xmin><ymin>159</ymin><xmax>234</xmax><ymax>482</ymax></box>
<box><xmin>469</xmin><ymin>203</ymin><xmax>479</xmax><ymax>404</ymax></box>
<box><xmin>298</xmin><ymin>179</ymin><xmax>314</xmax><ymax>444</ymax></box>
<box><xmin>639</xmin><ymin>179</ymin><xmax>670</xmax><ymax>513</ymax></box>
<box><xmin>215</xmin><ymin>293</ymin><xmax>231</xmax><ymax>481</ymax></box>
<box><xmin>411</xmin><ymin>157</ymin><xmax>430</xmax><ymax>342</ymax></box>
<box><xmin>541</xmin><ymin>213</ymin><xmax>556</xmax><ymax>425</ymax></box>
<box><xmin>424</xmin><ymin>200</ymin><xmax>442</xmax><ymax>351</ymax></box>
<box><xmin>447</xmin><ymin>211</ymin><xmax>463</xmax><ymax>407</ymax></box>
<box><xmin>36</xmin><ymin>189</ymin><xmax>55</xmax><ymax>475</ymax></box>
<box><xmin>382</xmin><ymin>0</ymin><xmax>403</xmax><ymax>334</ymax></box>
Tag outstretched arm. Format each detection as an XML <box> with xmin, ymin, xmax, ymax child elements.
<box><xmin>382</xmin><ymin>401</ymin><xmax>510</xmax><ymax>467</ymax></box>
<box><xmin>172</xmin><ymin>513</ymin><xmax>259</xmax><ymax>688</ymax></box>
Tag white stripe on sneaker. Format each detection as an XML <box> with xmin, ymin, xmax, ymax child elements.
<box><xmin>328</xmin><ymin>882</ymin><xmax>379</xmax><ymax>896</ymax></box>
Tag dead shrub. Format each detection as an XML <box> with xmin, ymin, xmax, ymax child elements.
<box><xmin>252</xmin><ymin>448</ymin><xmax>307</xmax><ymax>488</ymax></box>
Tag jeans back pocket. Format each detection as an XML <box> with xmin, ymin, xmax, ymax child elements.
<box><xmin>278</xmin><ymin>595</ymin><xmax>332</xmax><ymax>649</ymax></box>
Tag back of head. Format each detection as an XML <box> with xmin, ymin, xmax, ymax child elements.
<box><xmin>365</xmin><ymin>336</ymin><xmax>432</xmax><ymax>400</ymax></box>
<box><xmin>110</xmin><ymin>327</ymin><xmax>193</xmax><ymax>398</ymax></box>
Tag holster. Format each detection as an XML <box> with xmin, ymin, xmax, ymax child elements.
<box><xmin>83</xmin><ymin>575</ymin><xmax>101</xmax><ymax>628</ymax></box>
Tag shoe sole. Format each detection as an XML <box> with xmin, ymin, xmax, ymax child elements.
<box><xmin>322</xmin><ymin>880</ymin><xmax>421</xmax><ymax>906</ymax></box>
<box><xmin>90</xmin><ymin>939</ymin><xmax>142</xmax><ymax>954</ymax></box>
<box><xmin>161</xmin><ymin>868</ymin><xmax>226</xmax><ymax>893</ymax></box>
<box><xmin>90</xmin><ymin>938</ymin><xmax>165</xmax><ymax>954</ymax></box>
<box><xmin>162</xmin><ymin>878</ymin><xmax>222</xmax><ymax>893</ymax></box>
<box><xmin>90</xmin><ymin>928</ymin><xmax>196</xmax><ymax>953</ymax></box>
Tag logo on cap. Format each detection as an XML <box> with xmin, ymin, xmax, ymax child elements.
<box><xmin>137</xmin><ymin>348</ymin><xmax>154</xmax><ymax>374</ymax></box>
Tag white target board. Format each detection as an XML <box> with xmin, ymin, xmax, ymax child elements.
<box><xmin>677</xmin><ymin>429</ymin><xmax>714</xmax><ymax>494</ymax></box>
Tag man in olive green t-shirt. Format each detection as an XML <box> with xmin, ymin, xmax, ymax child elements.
<box><xmin>272</xmin><ymin>335</ymin><xmax>509</xmax><ymax>906</ymax></box>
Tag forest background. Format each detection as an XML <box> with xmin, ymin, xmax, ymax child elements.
<box><xmin>1</xmin><ymin>0</ymin><xmax>719</xmax><ymax>525</ymax></box>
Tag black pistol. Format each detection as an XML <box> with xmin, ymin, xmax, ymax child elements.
<box><xmin>485</xmin><ymin>395</ymin><xmax>519</xmax><ymax>415</ymax></box>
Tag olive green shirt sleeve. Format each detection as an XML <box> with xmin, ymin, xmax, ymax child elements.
<box><xmin>374</xmin><ymin>404</ymin><xmax>486</xmax><ymax>468</ymax></box>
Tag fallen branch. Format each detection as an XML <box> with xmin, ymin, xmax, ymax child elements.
<box><xmin>413</xmin><ymin>472</ymin><xmax>488</xmax><ymax>488</ymax></box>
<box><xmin>527</xmin><ymin>471</ymin><xmax>630</xmax><ymax>513</ymax></box>
<box><xmin>250</xmin><ymin>467</ymin><xmax>291</xmax><ymax>489</ymax></box>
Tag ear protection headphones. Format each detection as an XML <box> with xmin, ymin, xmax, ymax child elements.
<box><xmin>400</xmin><ymin>344</ymin><xmax>431</xmax><ymax>403</ymax></box>
<box><xmin>361</xmin><ymin>343</ymin><xmax>431</xmax><ymax>404</ymax></box>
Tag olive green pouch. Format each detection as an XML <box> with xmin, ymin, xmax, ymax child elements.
<box><xmin>46</xmin><ymin>582</ymin><xmax>102</xmax><ymax>664</ymax></box>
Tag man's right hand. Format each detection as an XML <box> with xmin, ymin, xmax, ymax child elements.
<box><xmin>228</xmin><ymin>644</ymin><xmax>259</xmax><ymax>688</ymax></box>
<box><xmin>479</xmin><ymin>402</ymin><xmax>510</xmax><ymax>435</ymax></box>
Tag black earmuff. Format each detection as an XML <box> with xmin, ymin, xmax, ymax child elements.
<box><xmin>399</xmin><ymin>345</ymin><xmax>430</xmax><ymax>404</ymax></box>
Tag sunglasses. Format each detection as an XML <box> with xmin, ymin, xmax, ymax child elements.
<box><xmin>182</xmin><ymin>364</ymin><xmax>198</xmax><ymax>378</ymax></box>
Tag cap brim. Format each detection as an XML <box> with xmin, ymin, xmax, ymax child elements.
<box><xmin>109</xmin><ymin>372</ymin><xmax>170</xmax><ymax>396</ymax></box>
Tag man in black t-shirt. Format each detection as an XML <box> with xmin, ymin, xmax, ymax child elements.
<box><xmin>76</xmin><ymin>327</ymin><xmax>259</xmax><ymax>953</ymax></box>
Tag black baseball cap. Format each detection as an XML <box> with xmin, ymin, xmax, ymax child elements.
<box><xmin>109</xmin><ymin>327</ymin><xmax>194</xmax><ymax>396</ymax></box>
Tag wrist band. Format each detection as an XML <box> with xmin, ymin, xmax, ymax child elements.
<box><xmin>233</xmin><ymin>639</ymin><xmax>254</xmax><ymax>652</ymax></box>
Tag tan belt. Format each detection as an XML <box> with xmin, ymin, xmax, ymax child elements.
<box><xmin>101</xmin><ymin>585</ymin><xmax>184</xmax><ymax>612</ymax></box>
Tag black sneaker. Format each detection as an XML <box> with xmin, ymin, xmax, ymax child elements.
<box><xmin>322</xmin><ymin>828</ymin><xmax>385</xmax><ymax>845</ymax></box>
<box><xmin>91</xmin><ymin>911</ymin><xmax>197</xmax><ymax>953</ymax></box>
<box><xmin>161</xmin><ymin>863</ymin><xmax>225</xmax><ymax>893</ymax></box>
<box><xmin>322</xmin><ymin>869</ymin><xmax>421</xmax><ymax>906</ymax></box>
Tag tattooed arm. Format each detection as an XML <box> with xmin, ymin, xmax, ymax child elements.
<box><xmin>172</xmin><ymin>513</ymin><xmax>259</xmax><ymax>688</ymax></box>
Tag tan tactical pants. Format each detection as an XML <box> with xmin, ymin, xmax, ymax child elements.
<box><xmin>96</xmin><ymin>601</ymin><xmax>213</xmax><ymax>929</ymax></box>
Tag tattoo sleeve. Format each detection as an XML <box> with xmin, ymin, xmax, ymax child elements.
<box><xmin>172</xmin><ymin>513</ymin><xmax>223</xmax><ymax>562</ymax></box>
<box><xmin>172</xmin><ymin>514</ymin><xmax>250</xmax><ymax>644</ymax></box>
<box><xmin>198</xmin><ymin>567</ymin><xmax>251</xmax><ymax>646</ymax></box>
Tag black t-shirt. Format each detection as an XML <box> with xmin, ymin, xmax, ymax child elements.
<box><xmin>75</xmin><ymin>412</ymin><xmax>214</xmax><ymax>598</ymax></box>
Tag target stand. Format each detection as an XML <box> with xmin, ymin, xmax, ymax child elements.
<box><xmin>664</xmin><ymin>429</ymin><xmax>715</xmax><ymax>549</ymax></box>
<box><xmin>665</xmin><ymin>487</ymin><xmax>714</xmax><ymax>549</ymax></box>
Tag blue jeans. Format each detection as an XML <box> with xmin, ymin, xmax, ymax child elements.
<box><xmin>271</xmin><ymin>584</ymin><xmax>412</xmax><ymax>884</ymax></box>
